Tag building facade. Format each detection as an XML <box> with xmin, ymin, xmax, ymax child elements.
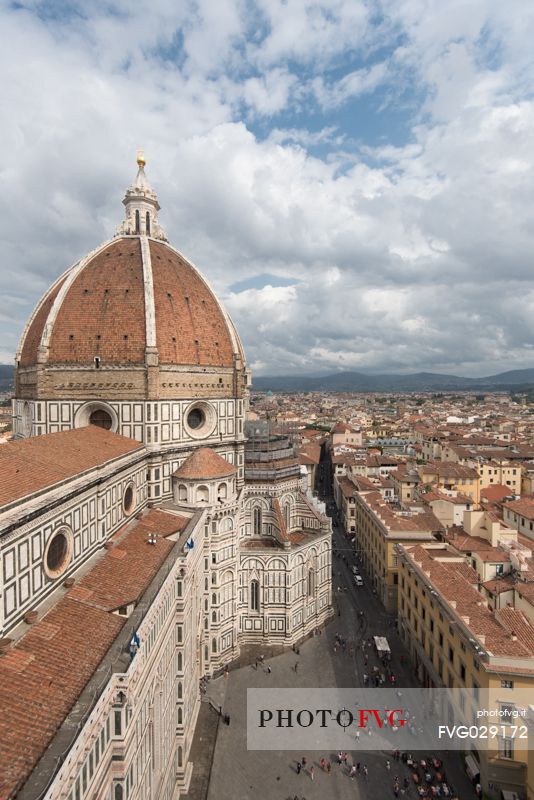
<box><xmin>0</xmin><ymin>158</ymin><xmax>332</xmax><ymax>800</ymax></box>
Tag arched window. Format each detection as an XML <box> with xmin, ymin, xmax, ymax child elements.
<box><xmin>146</xmin><ymin>211</ymin><xmax>151</xmax><ymax>236</ymax></box>
<box><xmin>212</xmin><ymin>610</ymin><xmax>217</xmax><ymax>623</ymax></box>
<box><xmin>177</xmin><ymin>652</ymin><xmax>183</xmax><ymax>671</ymax></box>
<box><xmin>217</xmin><ymin>483</ymin><xmax>227</xmax><ymax>502</ymax></box>
<box><xmin>211</xmin><ymin>637</ymin><xmax>217</xmax><ymax>653</ymax></box>
<box><xmin>253</xmin><ymin>506</ymin><xmax>262</xmax><ymax>536</ymax></box>
<box><xmin>114</xmin><ymin>786</ymin><xmax>124</xmax><ymax>800</ymax></box>
<box><xmin>178</xmin><ymin>484</ymin><xmax>187</xmax><ymax>501</ymax></box>
<box><xmin>196</xmin><ymin>485</ymin><xmax>209</xmax><ymax>503</ymax></box>
<box><xmin>178</xmin><ymin>746</ymin><xmax>183</xmax><ymax>768</ymax></box>
<box><xmin>250</xmin><ymin>579</ymin><xmax>260</xmax><ymax>611</ymax></box>
<box><xmin>177</xmin><ymin>682</ymin><xmax>183</xmax><ymax>699</ymax></box>
<box><xmin>177</xmin><ymin>707</ymin><xmax>183</xmax><ymax>724</ymax></box>
<box><xmin>135</xmin><ymin>209</ymin><xmax>140</xmax><ymax>234</ymax></box>
<box><xmin>307</xmin><ymin>568</ymin><xmax>315</xmax><ymax>597</ymax></box>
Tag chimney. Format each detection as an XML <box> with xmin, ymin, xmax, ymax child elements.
<box><xmin>511</xmin><ymin>631</ymin><xmax>518</xmax><ymax>641</ymax></box>
<box><xmin>450</xmin><ymin>600</ymin><xmax>457</xmax><ymax>609</ymax></box>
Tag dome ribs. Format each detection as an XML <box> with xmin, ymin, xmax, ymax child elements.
<box><xmin>149</xmin><ymin>240</ymin><xmax>234</xmax><ymax>367</ymax></box>
<box><xmin>47</xmin><ymin>239</ymin><xmax>146</xmax><ymax>365</ymax></box>
<box><xmin>19</xmin><ymin>275</ymin><xmax>68</xmax><ymax>366</ymax></box>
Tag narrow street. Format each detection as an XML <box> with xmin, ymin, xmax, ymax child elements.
<box><xmin>199</xmin><ymin>455</ymin><xmax>477</xmax><ymax>800</ymax></box>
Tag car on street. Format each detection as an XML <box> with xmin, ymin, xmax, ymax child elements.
<box><xmin>354</xmin><ymin>575</ymin><xmax>363</xmax><ymax>586</ymax></box>
<box><xmin>351</xmin><ymin>566</ymin><xmax>359</xmax><ymax>576</ymax></box>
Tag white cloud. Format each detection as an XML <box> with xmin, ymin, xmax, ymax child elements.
<box><xmin>1</xmin><ymin>0</ymin><xmax>534</xmax><ymax>378</ymax></box>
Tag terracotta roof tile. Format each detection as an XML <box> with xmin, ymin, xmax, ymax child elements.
<box><xmin>0</xmin><ymin>508</ymin><xmax>187</xmax><ymax>798</ymax></box>
<box><xmin>0</xmin><ymin>427</ymin><xmax>143</xmax><ymax>509</ymax></box>
<box><xmin>150</xmin><ymin>240</ymin><xmax>236</xmax><ymax>366</ymax></box>
<box><xmin>49</xmin><ymin>238</ymin><xmax>147</xmax><ymax>364</ymax></box>
<box><xmin>73</xmin><ymin>509</ymin><xmax>187</xmax><ymax>610</ymax></box>
<box><xmin>173</xmin><ymin>448</ymin><xmax>236</xmax><ymax>480</ymax></box>
<box><xmin>19</xmin><ymin>237</ymin><xmax>242</xmax><ymax>369</ymax></box>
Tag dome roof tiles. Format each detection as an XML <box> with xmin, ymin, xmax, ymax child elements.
<box><xmin>17</xmin><ymin>237</ymin><xmax>242</xmax><ymax>370</ymax></box>
<box><xmin>173</xmin><ymin>447</ymin><xmax>236</xmax><ymax>480</ymax></box>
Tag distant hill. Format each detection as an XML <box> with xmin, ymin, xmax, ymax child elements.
<box><xmin>2</xmin><ymin>363</ymin><xmax>534</xmax><ymax>395</ymax></box>
<box><xmin>0</xmin><ymin>364</ymin><xmax>13</xmax><ymax>392</ymax></box>
<box><xmin>252</xmin><ymin>368</ymin><xmax>534</xmax><ymax>393</ymax></box>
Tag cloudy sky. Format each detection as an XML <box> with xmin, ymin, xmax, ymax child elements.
<box><xmin>1</xmin><ymin>0</ymin><xmax>534</xmax><ymax>377</ymax></box>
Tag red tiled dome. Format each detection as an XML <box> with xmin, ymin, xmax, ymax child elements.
<box><xmin>173</xmin><ymin>447</ymin><xmax>237</xmax><ymax>480</ymax></box>
<box><xmin>18</xmin><ymin>237</ymin><xmax>243</xmax><ymax>369</ymax></box>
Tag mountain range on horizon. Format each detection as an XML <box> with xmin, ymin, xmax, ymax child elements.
<box><xmin>251</xmin><ymin>367</ymin><xmax>534</xmax><ymax>393</ymax></box>
<box><xmin>2</xmin><ymin>364</ymin><xmax>534</xmax><ymax>394</ymax></box>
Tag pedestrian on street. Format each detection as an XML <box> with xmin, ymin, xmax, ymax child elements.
<box><xmin>294</xmin><ymin>662</ymin><xmax>299</xmax><ymax>673</ymax></box>
<box><xmin>364</xmin><ymin>654</ymin><xmax>368</xmax><ymax>666</ymax></box>
<box><xmin>363</xmin><ymin>765</ymin><xmax>368</xmax><ymax>780</ymax></box>
<box><xmin>363</xmin><ymin>673</ymin><xmax>368</xmax><ymax>686</ymax></box>
<box><xmin>327</xmin><ymin>760</ymin><xmax>331</xmax><ymax>774</ymax></box>
<box><xmin>267</xmin><ymin>665</ymin><xmax>272</xmax><ymax>674</ymax></box>
<box><xmin>350</xmin><ymin>765</ymin><xmax>357</xmax><ymax>779</ymax></box>
<box><xmin>302</xmin><ymin>756</ymin><xmax>307</xmax><ymax>768</ymax></box>
<box><xmin>386</xmin><ymin>760</ymin><xmax>391</xmax><ymax>771</ymax></box>
<box><xmin>320</xmin><ymin>758</ymin><xmax>325</xmax><ymax>771</ymax></box>
<box><xmin>310</xmin><ymin>766</ymin><xmax>315</xmax><ymax>781</ymax></box>
<box><xmin>296</xmin><ymin>762</ymin><xmax>301</xmax><ymax>775</ymax></box>
<box><xmin>337</xmin><ymin>751</ymin><xmax>343</xmax><ymax>765</ymax></box>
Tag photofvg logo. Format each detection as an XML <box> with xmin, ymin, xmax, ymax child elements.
<box><xmin>247</xmin><ymin>689</ymin><xmax>532</xmax><ymax>751</ymax></box>
<box><xmin>259</xmin><ymin>707</ymin><xmax>407</xmax><ymax>730</ymax></box>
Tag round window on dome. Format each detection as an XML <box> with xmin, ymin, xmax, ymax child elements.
<box><xmin>44</xmin><ymin>527</ymin><xmax>73</xmax><ymax>579</ymax></box>
<box><xmin>89</xmin><ymin>409</ymin><xmax>113</xmax><ymax>430</ymax></box>
<box><xmin>123</xmin><ymin>483</ymin><xmax>136</xmax><ymax>515</ymax></box>
<box><xmin>183</xmin><ymin>402</ymin><xmax>217</xmax><ymax>440</ymax></box>
<box><xmin>187</xmin><ymin>408</ymin><xmax>205</xmax><ymax>430</ymax></box>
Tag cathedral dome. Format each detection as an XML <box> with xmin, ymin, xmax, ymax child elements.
<box><xmin>15</xmin><ymin>155</ymin><xmax>247</xmax><ymax>408</ymax></box>
<box><xmin>18</xmin><ymin>236</ymin><xmax>242</xmax><ymax>370</ymax></box>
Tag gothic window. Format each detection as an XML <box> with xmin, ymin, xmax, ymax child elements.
<box><xmin>211</xmin><ymin>637</ymin><xmax>217</xmax><ymax>653</ymax></box>
<box><xmin>253</xmin><ymin>506</ymin><xmax>262</xmax><ymax>536</ymax></box>
<box><xmin>135</xmin><ymin>210</ymin><xmax>140</xmax><ymax>234</ymax></box>
<box><xmin>307</xmin><ymin>568</ymin><xmax>315</xmax><ymax>597</ymax></box>
<box><xmin>146</xmin><ymin>211</ymin><xmax>151</xmax><ymax>236</ymax></box>
<box><xmin>250</xmin><ymin>579</ymin><xmax>260</xmax><ymax>612</ymax></box>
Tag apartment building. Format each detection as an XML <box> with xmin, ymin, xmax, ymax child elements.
<box><xmin>353</xmin><ymin>489</ymin><xmax>441</xmax><ymax>611</ymax></box>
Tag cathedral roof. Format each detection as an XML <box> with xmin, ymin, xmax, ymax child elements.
<box><xmin>0</xmin><ymin>427</ymin><xmax>142</xmax><ymax>510</ymax></box>
<box><xmin>173</xmin><ymin>447</ymin><xmax>236</xmax><ymax>480</ymax></box>
<box><xmin>17</xmin><ymin>156</ymin><xmax>245</xmax><ymax>372</ymax></box>
<box><xmin>0</xmin><ymin>508</ymin><xmax>189</xmax><ymax>799</ymax></box>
